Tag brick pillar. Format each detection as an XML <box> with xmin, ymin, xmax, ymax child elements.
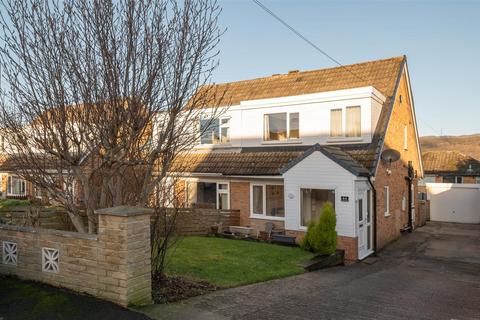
<box><xmin>95</xmin><ymin>206</ymin><xmax>153</xmax><ymax>307</ymax></box>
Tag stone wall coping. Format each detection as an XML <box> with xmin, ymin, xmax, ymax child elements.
<box><xmin>0</xmin><ymin>223</ymin><xmax>98</xmax><ymax>240</ymax></box>
<box><xmin>95</xmin><ymin>205</ymin><xmax>153</xmax><ymax>217</ymax></box>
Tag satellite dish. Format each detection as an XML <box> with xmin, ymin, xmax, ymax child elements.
<box><xmin>381</xmin><ymin>149</ymin><xmax>401</xmax><ymax>163</ymax></box>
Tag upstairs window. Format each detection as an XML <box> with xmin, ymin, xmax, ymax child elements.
<box><xmin>330</xmin><ymin>109</ymin><xmax>343</xmax><ymax>137</ymax></box>
<box><xmin>200</xmin><ymin>117</ymin><xmax>230</xmax><ymax>145</ymax></box>
<box><xmin>220</xmin><ymin>118</ymin><xmax>231</xmax><ymax>143</ymax></box>
<box><xmin>264</xmin><ymin>112</ymin><xmax>299</xmax><ymax>141</ymax></box>
<box><xmin>346</xmin><ymin>106</ymin><xmax>361</xmax><ymax>137</ymax></box>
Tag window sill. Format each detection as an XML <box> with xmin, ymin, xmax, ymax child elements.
<box><xmin>384</xmin><ymin>213</ymin><xmax>391</xmax><ymax>218</ymax></box>
<box><xmin>261</xmin><ymin>140</ymin><xmax>302</xmax><ymax>146</ymax></box>
<box><xmin>250</xmin><ymin>214</ymin><xmax>285</xmax><ymax>221</ymax></box>
<box><xmin>327</xmin><ymin>137</ymin><xmax>363</xmax><ymax>143</ymax></box>
<box><xmin>194</xmin><ymin>143</ymin><xmax>232</xmax><ymax>149</ymax></box>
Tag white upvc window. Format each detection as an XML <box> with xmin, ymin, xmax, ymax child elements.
<box><xmin>194</xmin><ymin>181</ymin><xmax>230</xmax><ymax>210</ymax></box>
<box><xmin>250</xmin><ymin>183</ymin><xmax>285</xmax><ymax>219</ymax></box>
<box><xmin>219</xmin><ymin>117</ymin><xmax>231</xmax><ymax>143</ymax></box>
<box><xmin>199</xmin><ymin>116</ymin><xmax>230</xmax><ymax>145</ymax></box>
<box><xmin>384</xmin><ymin>186</ymin><xmax>390</xmax><ymax>217</ymax></box>
<box><xmin>263</xmin><ymin>112</ymin><xmax>299</xmax><ymax>141</ymax></box>
<box><xmin>7</xmin><ymin>176</ymin><xmax>27</xmax><ymax>196</ymax></box>
<box><xmin>329</xmin><ymin>106</ymin><xmax>361</xmax><ymax>139</ymax></box>
<box><xmin>346</xmin><ymin>106</ymin><xmax>361</xmax><ymax>137</ymax></box>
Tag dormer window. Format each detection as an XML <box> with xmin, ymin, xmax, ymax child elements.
<box><xmin>346</xmin><ymin>106</ymin><xmax>361</xmax><ymax>137</ymax></box>
<box><xmin>264</xmin><ymin>112</ymin><xmax>299</xmax><ymax>141</ymax></box>
<box><xmin>200</xmin><ymin>117</ymin><xmax>230</xmax><ymax>145</ymax></box>
<box><xmin>330</xmin><ymin>106</ymin><xmax>361</xmax><ymax>138</ymax></box>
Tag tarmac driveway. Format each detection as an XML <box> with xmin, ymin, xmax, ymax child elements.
<box><xmin>139</xmin><ymin>222</ymin><xmax>480</xmax><ymax>320</ymax></box>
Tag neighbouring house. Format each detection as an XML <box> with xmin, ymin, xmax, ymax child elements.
<box><xmin>422</xmin><ymin>150</ymin><xmax>480</xmax><ymax>184</ymax></box>
<box><xmin>170</xmin><ymin>56</ymin><xmax>424</xmax><ymax>261</ymax></box>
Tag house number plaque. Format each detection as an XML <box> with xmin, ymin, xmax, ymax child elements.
<box><xmin>341</xmin><ymin>196</ymin><xmax>349</xmax><ymax>202</ymax></box>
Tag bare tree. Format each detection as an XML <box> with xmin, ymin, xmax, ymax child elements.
<box><xmin>0</xmin><ymin>0</ymin><xmax>224</xmax><ymax>233</ymax></box>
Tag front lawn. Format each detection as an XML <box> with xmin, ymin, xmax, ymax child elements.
<box><xmin>165</xmin><ymin>236</ymin><xmax>314</xmax><ymax>288</ymax></box>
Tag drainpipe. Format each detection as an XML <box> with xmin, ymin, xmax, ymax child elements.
<box><xmin>366</xmin><ymin>175</ymin><xmax>377</xmax><ymax>252</ymax></box>
<box><xmin>405</xmin><ymin>161</ymin><xmax>414</xmax><ymax>232</ymax></box>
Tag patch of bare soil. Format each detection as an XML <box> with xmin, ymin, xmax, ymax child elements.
<box><xmin>152</xmin><ymin>274</ymin><xmax>217</xmax><ymax>304</ymax></box>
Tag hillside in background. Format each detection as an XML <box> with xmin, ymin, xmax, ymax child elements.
<box><xmin>420</xmin><ymin>134</ymin><xmax>480</xmax><ymax>160</ymax></box>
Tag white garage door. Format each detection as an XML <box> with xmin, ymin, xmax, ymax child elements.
<box><xmin>426</xmin><ymin>183</ymin><xmax>480</xmax><ymax>224</ymax></box>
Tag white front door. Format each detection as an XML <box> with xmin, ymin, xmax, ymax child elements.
<box><xmin>358</xmin><ymin>189</ymin><xmax>374</xmax><ymax>259</ymax></box>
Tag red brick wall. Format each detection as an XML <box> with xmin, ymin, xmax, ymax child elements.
<box><xmin>230</xmin><ymin>182</ymin><xmax>250</xmax><ymax>226</ymax></box>
<box><xmin>285</xmin><ymin>230</ymin><xmax>358</xmax><ymax>261</ymax></box>
<box><xmin>374</xmin><ymin>70</ymin><xmax>422</xmax><ymax>249</ymax></box>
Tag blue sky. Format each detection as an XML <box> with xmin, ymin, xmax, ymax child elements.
<box><xmin>214</xmin><ymin>0</ymin><xmax>480</xmax><ymax>136</ymax></box>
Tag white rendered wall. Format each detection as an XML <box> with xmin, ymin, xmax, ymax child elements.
<box><xmin>283</xmin><ymin>151</ymin><xmax>357</xmax><ymax>237</ymax></box>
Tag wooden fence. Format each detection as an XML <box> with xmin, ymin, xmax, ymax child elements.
<box><xmin>156</xmin><ymin>208</ymin><xmax>241</xmax><ymax>236</ymax></box>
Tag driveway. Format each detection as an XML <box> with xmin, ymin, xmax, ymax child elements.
<box><xmin>139</xmin><ymin>222</ymin><xmax>480</xmax><ymax>320</ymax></box>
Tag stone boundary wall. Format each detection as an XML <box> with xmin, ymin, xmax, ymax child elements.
<box><xmin>167</xmin><ymin>208</ymin><xmax>241</xmax><ymax>235</ymax></box>
<box><xmin>0</xmin><ymin>206</ymin><xmax>152</xmax><ymax>307</ymax></box>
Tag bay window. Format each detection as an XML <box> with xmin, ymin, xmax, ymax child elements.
<box><xmin>264</xmin><ymin>112</ymin><xmax>299</xmax><ymax>141</ymax></box>
<box><xmin>7</xmin><ymin>176</ymin><xmax>27</xmax><ymax>196</ymax></box>
<box><xmin>301</xmin><ymin>188</ymin><xmax>335</xmax><ymax>226</ymax></box>
<box><xmin>251</xmin><ymin>184</ymin><xmax>285</xmax><ymax>218</ymax></box>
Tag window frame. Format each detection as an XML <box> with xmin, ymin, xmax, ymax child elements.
<box><xmin>330</xmin><ymin>108</ymin><xmax>343</xmax><ymax>138</ymax></box>
<box><xmin>250</xmin><ymin>182</ymin><xmax>285</xmax><ymax>221</ymax></box>
<box><xmin>263</xmin><ymin>112</ymin><xmax>300</xmax><ymax>142</ymax></box>
<box><xmin>199</xmin><ymin>116</ymin><xmax>231</xmax><ymax>146</ymax></box>
<box><xmin>384</xmin><ymin>186</ymin><xmax>390</xmax><ymax>217</ymax></box>
<box><xmin>329</xmin><ymin>106</ymin><xmax>362</xmax><ymax>139</ymax></box>
<box><xmin>7</xmin><ymin>175</ymin><xmax>27</xmax><ymax>197</ymax></box>
<box><xmin>219</xmin><ymin>117</ymin><xmax>231</xmax><ymax>144</ymax></box>
<box><xmin>345</xmin><ymin>105</ymin><xmax>362</xmax><ymax>138</ymax></box>
<box><xmin>193</xmin><ymin>180</ymin><xmax>230</xmax><ymax>210</ymax></box>
<box><xmin>299</xmin><ymin>187</ymin><xmax>336</xmax><ymax>228</ymax></box>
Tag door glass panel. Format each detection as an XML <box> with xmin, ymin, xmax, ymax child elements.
<box><xmin>367</xmin><ymin>225</ymin><xmax>371</xmax><ymax>249</ymax></box>
<box><xmin>367</xmin><ymin>190</ymin><xmax>371</xmax><ymax>223</ymax></box>
<box><xmin>358</xmin><ymin>199</ymin><xmax>363</xmax><ymax>221</ymax></box>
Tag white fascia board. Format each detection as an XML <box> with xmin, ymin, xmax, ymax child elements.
<box><xmin>238</xmin><ymin>86</ymin><xmax>386</xmax><ymax>109</ymax></box>
<box><xmin>200</xmin><ymin>86</ymin><xmax>386</xmax><ymax>113</ymax></box>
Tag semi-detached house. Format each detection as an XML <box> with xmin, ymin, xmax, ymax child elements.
<box><xmin>171</xmin><ymin>56</ymin><xmax>424</xmax><ymax>260</ymax></box>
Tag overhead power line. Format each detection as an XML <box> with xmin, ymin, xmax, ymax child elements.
<box><xmin>251</xmin><ymin>0</ymin><xmax>367</xmax><ymax>82</ymax></box>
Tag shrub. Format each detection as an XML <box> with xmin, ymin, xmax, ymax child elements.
<box><xmin>0</xmin><ymin>199</ymin><xmax>32</xmax><ymax>208</ymax></box>
<box><xmin>301</xmin><ymin>202</ymin><xmax>337</xmax><ymax>255</ymax></box>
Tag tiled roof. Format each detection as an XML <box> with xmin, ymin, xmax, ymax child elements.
<box><xmin>200</xmin><ymin>56</ymin><xmax>404</xmax><ymax>107</ymax></box>
<box><xmin>423</xmin><ymin>151</ymin><xmax>480</xmax><ymax>175</ymax></box>
<box><xmin>171</xmin><ymin>149</ymin><xmax>304</xmax><ymax>176</ymax></box>
<box><xmin>171</xmin><ymin>145</ymin><xmax>370</xmax><ymax>177</ymax></box>
<box><xmin>181</xmin><ymin>56</ymin><xmax>407</xmax><ymax>176</ymax></box>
